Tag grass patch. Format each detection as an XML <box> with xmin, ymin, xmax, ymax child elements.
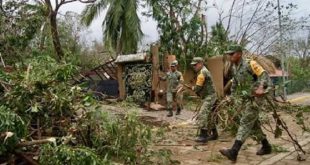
<box><xmin>300</xmin><ymin>105</ymin><xmax>310</xmax><ymax>113</ymax></box>
<box><xmin>207</xmin><ymin>153</ymin><xmax>225</xmax><ymax>162</ymax></box>
<box><xmin>272</xmin><ymin>144</ymin><xmax>289</xmax><ymax>153</ymax></box>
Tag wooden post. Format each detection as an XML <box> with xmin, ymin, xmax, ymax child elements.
<box><xmin>151</xmin><ymin>44</ymin><xmax>160</xmax><ymax>103</ymax></box>
<box><xmin>206</xmin><ymin>56</ymin><xmax>224</xmax><ymax>97</ymax></box>
<box><xmin>164</xmin><ymin>54</ymin><xmax>176</xmax><ymax>72</ymax></box>
<box><xmin>163</xmin><ymin>53</ymin><xmax>169</xmax><ymax>72</ymax></box>
<box><xmin>117</xmin><ymin>64</ymin><xmax>126</xmax><ymax>99</ymax></box>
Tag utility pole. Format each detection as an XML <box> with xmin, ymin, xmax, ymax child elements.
<box><xmin>277</xmin><ymin>0</ymin><xmax>287</xmax><ymax>100</ymax></box>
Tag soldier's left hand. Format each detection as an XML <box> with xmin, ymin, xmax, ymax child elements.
<box><xmin>224</xmin><ymin>96</ymin><xmax>231</xmax><ymax>102</ymax></box>
<box><xmin>191</xmin><ymin>86</ymin><xmax>195</xmax><ymax>91</ymax></box>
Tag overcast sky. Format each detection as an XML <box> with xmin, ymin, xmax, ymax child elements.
<box><xmin>59</xmin><ymin>0</ymin><xmax>310</xmax><ymax>46</ymax></box>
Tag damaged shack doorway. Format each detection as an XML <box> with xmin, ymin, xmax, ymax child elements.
<box><xmin>124</xmin><ymin>63</ymin><xmax>152</xmax><ymax>105</ymax></box>
<box><xmin>95</xmin><ymin>79</ymin><xmax>119</xmax><ymax>98</ymax></box>
<box><xmin>79</xmin><ymin>58</ymin><xmax>119</xmax><ymax>99</ymax></box>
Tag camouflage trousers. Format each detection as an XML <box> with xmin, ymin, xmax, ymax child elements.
<box><xmin>196</xmin><ymin>94</ymin><xmax>218</xmax><ymax>129</ymax></box>
<box><xmin>236</xmin><ymin>97</ymin><xmax>267</xmax><ymax>143</ymax></box>
<box><xmin>166</xmin><ymin>91</ymin><xmax>183</xmax><ymax>110</ymax></box>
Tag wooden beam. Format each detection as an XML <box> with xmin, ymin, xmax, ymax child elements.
<box><xmin>117</xmin><ymin>64</ymin><xmax>126</xmax><ymax>99</ymax></box>
<box><xmin>151</xmin><ymin>44</ymin><xmax>160</xmax><ymax>103</ymax></box>
<box><xmin>93</xmin><ymin>70</ymin><xmax>106</xmax><ymax>80</ymax></box>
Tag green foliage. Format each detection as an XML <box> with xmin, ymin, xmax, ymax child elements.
<box><xmin>0</xmin><ymin>55</ymin><xmax>86</xmax><ymax>151</ymax></box>
<box><xmin>26</xmin><ymin>54</ymin><xmax>79</xmax><ymax>82</ymax></box>
<box><xmin>147</xmin><ymin>0</ymin><xmax>208</xmax><ymax>68</ymax></box>
<box><xmin>286</xmin><ymin>57</ymin><xmax>310</xmax><ymax>93</ymax></box>
<box><xmin>217</xmin><ymin>99</ymin><xmax>241</xmax><ymax>136</ymax></box>
<box><xmin>0</xmin><ymin>0</ymin><xmax>45</xmax><ymax>64</ymax></box>
<box><xmin>300</xmin><ymin>106</ymin><xmax>310</xmax><ymax>113</ymax></box>
<box><xmin>80</xmin><ymin>110</ymin><xmax>153</xmax><ymax>163</ymax></box>
<box><xmin>1</xmin><ymin>1</ymin><xmax>174</xmax><ymax>163</ymax></box>
<box><xmin>207</xmin><ymin>152</ymin><xmax>225</xmax><ymax>162</ymax></box>
<box><xmin>290</xmin><ymin>106</ymin><xmax>310</xmax><ymax>132</ymax></box>
<box><xmin>40</xmin><ymin>144</ymin><xmax>110</xmax><ymax>165</ymax></box>
<box><xmin>58</xmin><ymin>12</ymin><xmax>84</xmax><ymax>56</ymax></box>
<box><xmin>0</xmin><ymin>52</ymin><xmax>170</xmax><ymax>163</ymax></box>
<box><xmin>2</xmin><ymin>55</ymin><xmax>79</xmax><ymax>117</ymax></box>
<box><xmin>0</xmin><ymin>106</ymin><xmax>26</xmax><ymax>155</ymax></box>
<box><xmin>147</xmin><ymin>1</ymin><xmax>232</xmax><ymax>69</ymax></box>
<box><xmin>118</xmin><ymin>98</ymin><xmax>141</xmax><ymax>109</ymax></box>
<box><xmin>146</xmin><ymin>149</ymin><xmax>180</xmax><ymax>165</ymax></box>
<box><xmin>210</xmin><ymin>96</ymin><xmax>250</xmax><ymax>137</ymax></box>
<box><xmin>30</xmin><ymin>11</ymin><xmax>86</xmax><ymax>64</ymax></box>
<box><xmin>268</xmin><ymin>102</ymin><xmax>310</xmax><ymax>133</ymax></box>
<box><xmin>271</xmin><ymin>144</ymin><xmax>289</xmax><ymax>153</ymax></box>
<box><xmin>207</xmin><ymin>22</ymin><xmax>231</xmax><ymax>56</ymax></box>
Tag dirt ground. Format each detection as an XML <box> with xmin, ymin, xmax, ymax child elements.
<box><xmin>104</xmin><ymin>92</ymin><xmax>310</xmax><ymax>165</ymax></box>
<box><xmin>150</xmin><ymin>111</ymin><xmax>310</xmax><ymax>165</ymax></box>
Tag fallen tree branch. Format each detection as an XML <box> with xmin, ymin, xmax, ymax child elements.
<box><xmin>16</xmin><ymin>137</ymin><xmax>56</xmax><ymax>147</ymax></box>
<box><xmin>266</xmin><ymin>97</ymin><xmax>306</xmax><ymax>154</ymax></box>
<box><xmin>0</xmin><ymin>80</ymin><xmax>12</xmax><ymax>91</ymax></box>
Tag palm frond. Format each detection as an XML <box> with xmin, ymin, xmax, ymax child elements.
<box><xmin>82</xmin><ymin>0</ymin><xmax>143</xmax><ymax>54</ymax></box>
<box><xmin>81</xmin><ymin>0</ymin><xmax>110</xmax><ymax>26</ymax></box>
<box><xmin>121</xmin><ymin>0</ymin><xmax>142</xmax><ymax>53</ymax></box>
<box><xmin>103</xmin><ymin>0</ymin><xmax>123</xmax><ymax>51</ymax></box>
<box><xmin>103</xmin><ymin>0</ymin><xmax>142</xmax><ymax>53</ymax></box>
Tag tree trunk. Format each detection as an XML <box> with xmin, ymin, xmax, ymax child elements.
<box><xmin>49</xmin><ymin>11</ymin><xmax>63</xmax><ymax>61</ymax></box>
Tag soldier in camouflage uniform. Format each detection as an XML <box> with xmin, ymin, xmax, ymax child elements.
<box><xmin>160</xmin><ymin>60</ymin><xmax>184</xmax><ymax>117</ymax></box>
<box><xmin>190</xmin><ymin>57</ymin><xmax>218</xmax><ymax>143</ymax></box>
<box><xmin>220</xmin><ymin>45</ymin><xmax>273</xmax><ymax>162</ymax></box>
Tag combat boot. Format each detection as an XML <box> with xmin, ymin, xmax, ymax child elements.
<box><xmin>256</xmin><ymin>139</ymin><xmax>272</xmax><ymax>155</ymax></box>
<box><xmin>166</xmin><ymin>109</ymin><xmax>173</xmax><ymax>117</ymax></box>
<box><xmin>206</xmin><ymin>128</ymin><xmax>218</xmax><ymax>141</ymax></box>
<box><xmin>219</xmin><ymin>140</ymin><xmax>243</xmax><ymax>162</ymax></box>
<box><xmin>175</xmin><ymin>107</ymin><xmax>181</xmax><ymax>115</ymax></box>
<box><xmin>195</xmin><ymin>128</ymin><xmax>209</xmax><ymax>143</ymax></box>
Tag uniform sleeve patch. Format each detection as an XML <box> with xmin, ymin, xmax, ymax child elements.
<box><xmin>196</xmin><ymin>73</ymin><xmax>205</xmax><ymax>86</ymax></box>
<box><xmin>250</xmin><ymin>60</ymin><xmax>265</xmax><ymax>76</ymax></box>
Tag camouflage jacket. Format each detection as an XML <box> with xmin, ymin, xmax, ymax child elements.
<box><xmin>194</xmin><ymin>66</ymin><xmax>215</xmax><ymax>98</ymax></box>
<box><xmin>231</xmin><ymin>58</ymin><xmax>273</xmax><ymax>97</ymax></box>
<box><xmin>162</xmin><ymin>71</ymin><xmax>184</xmax><ymax>93</ymax></box>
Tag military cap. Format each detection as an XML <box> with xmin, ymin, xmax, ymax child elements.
<box><xmin>170</xmin><ymin>60</ymin><xmax>178</xmax><ymax>66</ymax></box>
<box><xmin>224</xmin><ymin>44</ymin><xmax>243</xmax><ymax>54</ymax></box>
<box><xmin>190</xmin><ymin>57</ymin><xmax>204</xmax><ymax>65</ymax></box>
